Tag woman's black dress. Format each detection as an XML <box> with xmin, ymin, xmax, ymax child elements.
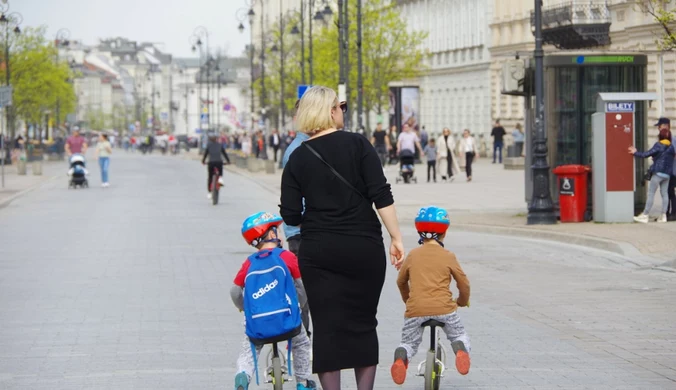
<box><xmin>280</xmin><ymin>131</ymin><xmax>394</xmax><ymax>373</ymax></box>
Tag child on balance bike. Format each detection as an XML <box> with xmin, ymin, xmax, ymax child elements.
<box><xmin>391</xmin><ymin>206</ymin><xmax>472</xmax><ymax>385</ymax></box>
<box><xmin>230</xmin><ymin>211</ymin><xmax>317</xmax><ymax>390</ymax></box>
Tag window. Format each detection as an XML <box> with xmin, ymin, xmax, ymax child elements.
<box><xmin>469</xmin><ymin>48</ymin><xmax>474</xmax><ymax>61</ymax></box>
<box><xmin>445</xmin><ymin>52</ymin><xmax>450</xmax><ymax>65</ymax></box>
<box><xmin>453</xmin><ymin>51</ymin><xmax>458</xmax><ymax>63</ymax></box>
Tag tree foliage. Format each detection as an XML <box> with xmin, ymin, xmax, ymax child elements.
<box><xmin>3</xmin><ymin>26</ymin><xmax>76</xmax><ymax>136</ymax></box>
<box><xmin>259</xmin><ymin>0</ymin><xmax>427</xmax><ymax>131</ymax></box>
<box><xmin>636</xmin><ymin>0</ymin><xmax>676</xmax><ymax>50</ymax></box>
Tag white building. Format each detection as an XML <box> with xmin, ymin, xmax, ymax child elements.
<box><xmin>397</xmin><ymin>0</ymin><xmax>494</xmax><ymax>138</ymax></box>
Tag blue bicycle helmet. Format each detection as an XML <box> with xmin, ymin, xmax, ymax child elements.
<box><xmin>414</xmin><ymin>206</ymin><xmax>450</xmax><ymax>246</ymax></box>
<box><xmin>241</xmin><ymin>211</ymin><xmax>284</xmax><ymax>247</ymax></box>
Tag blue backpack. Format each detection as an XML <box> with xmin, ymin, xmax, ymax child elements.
<box><xmin>243</xmin><ymin>248</ymin><xmax>302</xmax><ymax>383</ymax></box>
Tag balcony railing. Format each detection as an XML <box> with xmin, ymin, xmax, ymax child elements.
<box><xmin>530</xmin><ymin>1</ymin><xmax>611</xmax><ymax>49</ymax></box>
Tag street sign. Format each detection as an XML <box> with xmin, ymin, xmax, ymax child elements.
<box><xmin>606</xmin><ymin>102</ymin><xmax>634</xmax><ymax>112</ymax></box>
<box><xmin>0</xmin><ymin>85</ymin><xmax>13</xmax><ymax>107</ymax></box>
<box><xmin>160</xmin><ymin>112</ymin><xmax>168</xmax><ymax>121</ymax></box>
<box><xmin>200</xmin><ymin>113</ymin><xmax>209</xmax><ymax>124</ymax></box>
<box><xmin>297</xmin><ymin>85</ymin><xmax>311</xmax><ymax>99</ymax></box>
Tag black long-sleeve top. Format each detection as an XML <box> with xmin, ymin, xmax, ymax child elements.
<box><xmin>202</xmin><ymin>141</ymin><xmax>231</xmax><ymax>164</ymax></box>
<box><xmin>280</xmin><ymin>131</ymin><xmax>394</xmax><ymax>237</ymax></box>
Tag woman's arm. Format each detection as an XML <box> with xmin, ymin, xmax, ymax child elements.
<box><xmin>632</xmin><ymin>142</ymin><xmax>660</xmax><ymax>158</ymax></box>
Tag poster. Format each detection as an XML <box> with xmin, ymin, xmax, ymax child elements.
<box><xmin>400</xmin><ymin>87</ymin><xmax>420</xmax><ymax>132</ymax></box>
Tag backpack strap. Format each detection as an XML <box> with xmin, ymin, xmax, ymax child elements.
<box><xmin>303</xmin><ymin>143</ymin><xmax>368</xmax><ymax>200</ymax></box>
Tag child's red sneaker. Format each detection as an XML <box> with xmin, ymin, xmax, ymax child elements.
<box><xmin>452</xmin><ymin>341</ymin><xmax>470</xmax><ymax>375</ymax></box>
<box><xmin>390</xmin><ymin>347</ymin><xmax>409</xmax><ymax>385</ymax></box>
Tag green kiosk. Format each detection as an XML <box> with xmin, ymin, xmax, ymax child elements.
<box><xmin>524</xmin><ymin>54</ymin><xmax>649</xmax><ymax>218</ymax></box>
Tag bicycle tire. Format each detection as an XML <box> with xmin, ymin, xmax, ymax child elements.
<box><xmin>424</xmin><ymin>350</ymin><xmax>435</xmax><ymax>390</ymax></box>
<box><xmin>272</xmin><ymin>356</ymin><xmax>283</xmax><ymax>390</ymax></box>
<box><xmin>211</xmin><ymin>175</ymin><xmax>219</xmax><ymax>205</ymax></box>
<box><xmin>433</xmin><ymin>347</ymin><xmax>442</xmax><ymax>390</ymax></box>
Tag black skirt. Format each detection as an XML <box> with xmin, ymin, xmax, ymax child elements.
<box><xmin>298</xmin><ymin>234</ymin><xmax>387</xmax><ymax>373</ymax></box>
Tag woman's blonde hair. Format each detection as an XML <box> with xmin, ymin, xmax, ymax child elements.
<box><xmin>296</xmin><ymin>86</ymin><xmax>338</xmax><ymax>134</ymax></box>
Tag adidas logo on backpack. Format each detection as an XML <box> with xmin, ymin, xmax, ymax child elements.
<box><xmin>243</xmin><ymin>248</ymin><xmax>302</xmax><ymax>344</ymax></box>
<box><xmin>252</xmin><ymin>279</ymin><xmax>278</xmax><ymax>299</ymax></box>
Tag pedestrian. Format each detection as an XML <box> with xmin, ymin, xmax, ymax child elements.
<box><xmin>436</xmin><ymin>128</ymin><xmax>460</xmax><ymax>182</ymax></box>
<box><xmin>65</xmin><ymin>127</ymin><xmax>88</xmax><ymax>157</ymax></box>
<box><xmin>629</xmin><ymin>127</ymin><xmax>675</xmax><ymax>223</ymax></box>
<box><xmin>656</xmin><ymin>117</ymin><xmax>676</xmax><ymax>221</ymax></box>
<box><xmin>423</xmin><ymin>138</ymin><xmax>437</xmax><ymax>182</ymax></box>
<box><xmin>491</xmin><ymin>119</ymin><xmax>506</xmax><ymax>164</ymax></box>
<box><xmin>280</xmin><ymin>86</ymin><xmax>405</xmax><ymax>390</ymax></box>
<box><xmin>388</xmin><ymin>125</ymin><xmax>398</xmax><ymax>165</ymax></box>
<box><xmin>95</xmin><ymin>133</ymin><xmax>112</xmax><ymax>187</ymax></box>
<box><xmin>512</xmin><ymin>123</ymin><xmax>525</xmax><ymax>157</ymax></box>
<box><xmin>397</xmin><ymin>124</ymin><xmax>423</xmax><ymax>174</ymax></box>
<box><xmin>458</xmin><ymin>129</ymin><xmax>478</xmax><ymax>182</ymax></box>
<box><xmin>371</xmin><ymin>122</ymin><xmax>390</xmax><ymax>168</ymax></box>
<box><xmin>269</xmin><ymin>129</ymin><xmax>281</xmax><ymax>163</ymax></box>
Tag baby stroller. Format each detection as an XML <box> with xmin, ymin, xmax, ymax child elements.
<box><xmin>395</xmin><ymin>149</ymin><xmax>417</xmax><ymax>184</ymax></box>
<box><xmin>68</xmin><ymin>154</ymin><xmax>89</xmax><ymax>189</ymax></box>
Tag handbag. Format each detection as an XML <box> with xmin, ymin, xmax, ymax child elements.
<box><xmin>302</xmin><ymin>142</ymin><xmax>368</xmax><ymax>201</ymax></box>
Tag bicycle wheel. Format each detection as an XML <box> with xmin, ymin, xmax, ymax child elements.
<box><xmin>272</xmin><ymin>356</ymin><xmax>283</xmax><ymax>390</ymax></box>
<box><xmin>211</xmin><ymin>175</ymin><xmax>219</xmax><ymax>205</ymax></box>
<box><xmin>433</xmin><ymin>347</ymin><xmax>443</xmax><ymax>390</ymax></box>
<box><xmin>424</xmin><ymin>350</ymin><xmax>435</xmax><ymax>390</ymax></box>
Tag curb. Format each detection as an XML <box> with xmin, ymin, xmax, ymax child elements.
<box><xmin>0</xmin><ymin>174</ymin><xmax>60</xmax><ymax>209</ymax></box>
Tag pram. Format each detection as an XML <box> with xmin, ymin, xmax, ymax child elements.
<box><xmin>395</xmin><ymin>149</ymin><xmax>417</xmax><ymax>184</ymax></box>
<box><xmin>68</xmin><ymin>154</ymin><xmax>89</xmax><ymax>189</ymax></box>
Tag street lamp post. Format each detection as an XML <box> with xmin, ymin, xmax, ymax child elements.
<box><xmin>528</xmin><ymin>0</ymin><xmax>556</xmax><ymax>225</ymax></box>
<box><xmin>356</xmin><ymin>0</ymin><xmax>363</xmax><ymax>132</ymax></box>
<box><xmin>237</xmin><ymin>6</ymin><xmax>256</xmax><ymax>133</ymax></box>
<box><xmin>0</xmin><ymin>4</ymin><xmax>22</xmax><ymax>139</ymax></box>
<box><xmin>55</xmin><ymin>28</ymin><xmax>70</xmax><ymax>134</ymax></box>
<box><xmin>191</xmin><ymin>26</ymin><xmax>211</xmax><ymax>132</ymax></box>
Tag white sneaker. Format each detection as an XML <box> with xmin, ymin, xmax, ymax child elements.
<box><xmin>207</xmin><ymin>193</ymin><xmax>212</xmax><ymax>199</ymax></box>
<box><xmin>657</xmin><ymin>213</ymin><xmax>667</xmax><ymax>223</ymax></box>
<box><xmin>633</xmin><ymin>214</ymin><xmax>649</xmax><ymax>223</ymax></box>
<box><xmin>218</xmin><ymin>177</ymin><xmax>224</xmax><ymax>186</ymax></box>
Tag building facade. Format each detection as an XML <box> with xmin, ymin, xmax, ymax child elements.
<box><xmin>397</xmin><ymin>0</ymin><xmax>494</xmax><ymax>139</ymax></box>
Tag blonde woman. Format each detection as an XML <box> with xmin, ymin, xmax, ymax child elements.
<box><xmin>280</xmin><ymin>86</ymin><xmax>405</xmax><ymax>390</ymax></box>
<box><xmin>458</xmin><ymin>129</ymin><xmax>478</xmax><ymax>181</ymax></box>
<box><xmin>436</xmin><ymin>128</ymin><xmax>461</xmax><ymax>181</ymax></box>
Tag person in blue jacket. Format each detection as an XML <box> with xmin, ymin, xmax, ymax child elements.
<box><xmin>281</xmin><ymin>98</ymin><xmax>311</xmax><ymax>337</ymax></box>
<box><xmin>629</xmin><ymin>126</ymin><xmax>675</xmax><ymax>223</ymax></box>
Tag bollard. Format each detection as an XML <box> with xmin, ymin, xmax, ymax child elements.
<box><xmin>32</xmin><ymin>161</ymin><xmax>43</xmax><ymax>176</ymax></box>
<box><xmin>265</xmin><ymin>160</ymin><xmax>276</xmax><ymax>174</ymax></box>
<box><xmin>17</xmin><ymin>159</ymin><xmax>27</xmax><ymax>175</ymax></box>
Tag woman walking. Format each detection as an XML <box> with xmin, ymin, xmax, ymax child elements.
<box><xmin>458</xmin><ymin>129</ymin><xmax>478</xmax><ymax>181</ymax></box>
<box><xmin>630</xmin><ymin>128</ymin><xmax>675</xmax><ymax>223</ymax></box>
<box><xmin>96</xmin><ymin>134</ymin><xmax>112</xmax><ymax>187</ymax></box>
<box><xmin>280</xmin><ymin>86</ymin><xmax>405</xmax><ymax>390</ymax></box>
<box><xmin>436</xmin><ymin>128</ymin><xmax>460</xmax><ymax>182</ymax></box>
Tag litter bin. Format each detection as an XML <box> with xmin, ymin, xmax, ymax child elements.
<box><xmin>552</xmin><ymin>165</ymin><xmax>591</xmax><ymax>223</ymax></box>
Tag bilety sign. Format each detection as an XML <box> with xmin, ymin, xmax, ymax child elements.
<box><xmin>606</xmin><ymin>102</ymin><xmax>634</xmax><ymax>113</ymax></box>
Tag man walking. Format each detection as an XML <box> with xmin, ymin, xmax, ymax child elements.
<box><xmin>65</xmin><ymin>127</ymin><xmax>88</xmax><ymax>157</ymax></box>
<box><xmin>269</xmin><ymin>129</ymin><xmax>281</xmax><ymax>163</ymax></box>
<box><xmin>491</xmin><ymin>119</ymin><xmax>506</xmax><ymax>164</ymax></box>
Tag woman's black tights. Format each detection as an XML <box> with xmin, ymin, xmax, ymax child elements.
<box><xmin>318</xmin><ymin>365</ymin><xmax>377</xmax><ymax>390</ymax></box>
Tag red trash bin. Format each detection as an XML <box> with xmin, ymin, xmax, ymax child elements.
<box><xmin>552</xmin><ymin>165</ymin><xmax>591</xmax><ymax>223</ymax></box>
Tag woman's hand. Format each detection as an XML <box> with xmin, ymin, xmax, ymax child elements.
<box><xmin>390</xmin><ymin>238</ymin><xmax>405</xmax><ymax>270</ymax></box>
<box><xmin>628</xmin><ymin>146</ymin><xmax>637</xmax><ymax>154</ymax></box>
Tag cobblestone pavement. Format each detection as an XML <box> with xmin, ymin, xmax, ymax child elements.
<box><xmin>0</xmin><ymin>159</ymin><xmax>64</xmax><ymax>207</ymax></box>
<box><xmin>0</xmin><ymin>153</ymin><xmax>674</xmax><ymax>389</ymax></box>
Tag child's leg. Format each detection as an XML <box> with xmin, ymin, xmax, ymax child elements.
<box><xmin>290</xmin><ymin>328</ymin><xmax>314</xmax><ymax>386</ymax></box>
<box><xmin>439</xmin><ymin>312</ymin><xmax>471</xmax><ymax>375</ymax></box>
<box><xmin>391</xmin><ymin>316</ymin><xmax>424</xmax><ymax>384</ymax></box>
<box><xmin>236</xmin><ymin>335</ymin><xmax>263</xmax><ymax>381</ymax></box>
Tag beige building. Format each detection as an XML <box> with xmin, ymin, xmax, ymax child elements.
<box><xmin>490</xmin><ymin>0</ymin><xmax>676</xmax><ymax>138</ymax></box>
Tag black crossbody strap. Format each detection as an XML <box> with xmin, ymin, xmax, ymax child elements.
<box><xmin>303</xmin><ymin>142</ymin><xmax>367</xmax><ymax>200</ymax></box>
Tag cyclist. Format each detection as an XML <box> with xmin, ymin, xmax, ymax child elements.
<box><xmin>201</xmin><ymin>136</ymin><xmax>231</xmax><ymax>199</ymax></box>
<box><xmin>391</xmin><ymin>206</ymin><xmax>471</xmax><ymax>385</ymax></box>
<box><xmin>231</xmin><ymin>212</ymin><xmax>317</xmax><ymax>390</ymax></box>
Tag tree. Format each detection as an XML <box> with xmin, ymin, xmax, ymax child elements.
<box><xmin>3</xmin><ymin>26</ymin><xmax>76</xmax><ymax>138</ymax></box>
<box><xmin>636</xmin><ymin>0</ymin><xmax>676</xmax><ymax>50</ymax></box>
<box><xmin>260</xmin><ymin>0</ymin><xmax>426</xmax><ymax>131</ymax></box>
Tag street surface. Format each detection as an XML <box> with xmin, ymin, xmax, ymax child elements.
<box><xmin>0</xmin><ymin>153</ymin><xmax>674</xmax><ymax>389</ymax></box>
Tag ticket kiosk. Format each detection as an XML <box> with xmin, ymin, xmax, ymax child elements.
<box><xmin>591</xmin><ymin>93</ymin><xmax>657</xmax><ymax>222</ymax></box>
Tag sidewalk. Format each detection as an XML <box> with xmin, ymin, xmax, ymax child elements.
<box><xmin>204</xmin><ymin>151</ymin><xmax>676</xmax><ymax>266</ymax></box>
<box><xmin>0</xmin><ymin>159</ymin><xmax>64</xmax><ymax>207</ymax></box>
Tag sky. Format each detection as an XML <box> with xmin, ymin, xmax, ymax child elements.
<box><xmin>11</xmin><ymin>0</ymin><xmax>251</xmax><ymax>58</ymax></box>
